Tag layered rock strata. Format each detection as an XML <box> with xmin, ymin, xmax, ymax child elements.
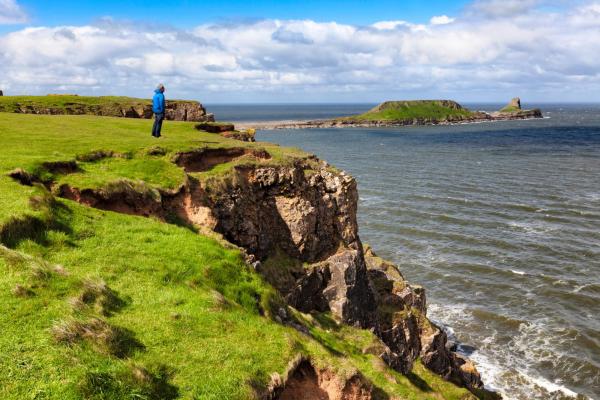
<box><xmin>0</xmin><ymin>97</ymin><xmax>214</xmax><ymax>122</ymax></box>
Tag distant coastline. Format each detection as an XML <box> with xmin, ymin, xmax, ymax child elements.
<box><xmin>236</xmin><ymin>113</ymin><xmax>545</xmax><ymax>130</ymax></box>
<box><xmin>237</xmin><ymin>98</ymin><xmax>543</xmax><ymax>130</ymax></box>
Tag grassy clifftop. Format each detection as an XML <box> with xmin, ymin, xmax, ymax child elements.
<box><xmin>0</xmin><ymin>112</ymin><xmax>481</xmax><ymax>399</ymax></box>
<box><xmin>0</xmin><ymin>95</ymin><xmax>212</xmax><ymax>121</ymax></box>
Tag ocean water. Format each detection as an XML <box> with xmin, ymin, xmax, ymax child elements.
<box><xmin>209</xmin><ymin>103</ymin><xmax>600</xmax><ymax>400</ymax></box>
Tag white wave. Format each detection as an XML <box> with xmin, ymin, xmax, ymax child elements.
<box><xmin>511</xmin><ymin>269</ymin><xmax>526</xmax><ymax>275</ymax></box>
<box><xmin>528</xmin><ymin>375</ymin><xmax>579</xmax><ymax>398</ymax></box>
<box><xmin>425</xmin><ymin>303</ymin><xmax>586</xmax><ymax>400</ymax></box>
<box><xmin>507</xmin><ymin>220</ymin><xmax>558</xmax><ymax>235</ymax></box>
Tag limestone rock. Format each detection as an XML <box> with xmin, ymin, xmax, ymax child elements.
<box><xmin>165</xmin><ymin>101</ymin><xmax>214</xmax><ymax>122</ymax></box>
<box><xmin>419</xmin><ymin>318</ymin><xmax>484</xmax><ymax>390</ymax></box>
<box><xmin>220</xmin><ymin>130</ymin><xmax>256</xmax><ymax>142</ymax></box>
<box><xmin>286</xmin><ymin>265</ymin><xmax>330</xmax><ymax>312</ymax></box>
<box><xmin>322</xmin><ymin>249</ymin><xmax>377</xmax><ymax>328</ymax></box>
<box><xmin>205</xmin><ymin>163</ymin><xmax>359</xmax><ymax>262</ymax></box>
<box><xmin>508</xmin><ymin>97</ymin><xmax>521</xmax><ymax>110</ymax></box>
<box><xmin>195</xmin><ymin>122</ymin><xmax>235</xmax><ymax>133</ymax></box>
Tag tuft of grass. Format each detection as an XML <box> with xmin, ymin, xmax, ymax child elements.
<box><xmin>51</xmin><ymin>317</ymin><xmax>145</xmax><ymax>358</ymax></box>
<box><xmin>12</xmin><ymin>283</ymin><xmax>35</xmax><ymax>298</ymax></box>
<box><xmin>70</xmin><ymin>279</ymin><xmax>127</xmax><ymax>317</ymax></box>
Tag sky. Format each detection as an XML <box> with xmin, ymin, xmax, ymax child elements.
<box><xmin>0</xmin><ymin>0</ymin><xmax>599</xmax><ymax>103</ymax></box>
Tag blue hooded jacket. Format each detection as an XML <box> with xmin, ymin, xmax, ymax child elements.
<box><xmin>152</xmin><ymin>89</ymin><xmax>166</xmax><ymax>114</ymax></box>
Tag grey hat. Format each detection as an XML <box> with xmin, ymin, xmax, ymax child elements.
<box><xmin>156</xmin><ymin>83</ymin><xmax>165</xmax><ymax>90</ymax></box>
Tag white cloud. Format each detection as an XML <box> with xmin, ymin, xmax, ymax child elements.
<box><xmin>0</xmin><ymin>1</ymin><xmax>599</xmax><ymax>101</ymax></box>
<box><xmin>430</xmin><ymin>15</ymin><xmax>455</xmax><ymax>25</ymax></box>
<box><xmin>0</xmin><ymin>0</ymin><xmax>26</xmax><ymax>24</ymax></box>
<box><xmin>468</xmin><ymin>0</ymin><xmax>540</xmax><ymax>18</ymax></box>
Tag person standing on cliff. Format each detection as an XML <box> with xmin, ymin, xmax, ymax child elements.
<box><xmin>151</xmin><ymin>84</ymin><xmax>166</xmax><ymax>138</ymax></box>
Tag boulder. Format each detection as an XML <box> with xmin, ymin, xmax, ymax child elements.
<box><xmin>195</xmin><ymin>122</ymin><xmax>236</xmax><ymax>133</ymax></box>
<box><xmin>221</xmin><ymin>130</ymin><xmax>256</xmax><ymax>142</ymax></box>
<box><xmin>322</xmin><ymin>249</ymin><xmax>377</xmax><ymax>328</ymax></box>
<box><xmin>286</xmin><ymin>265</ymin><xmax>330</xmax><ymax>312</ymax></box>
<box><xmin>419</xmin><ymin>318</ymin><xmax>484</xmax><ymax>390</ymax></box>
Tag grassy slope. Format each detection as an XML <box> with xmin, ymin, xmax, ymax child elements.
<box><xmin>0</xmin><ymin>112</ymin><xmax>478</xmax><ymax>399</ymax></box>
<box><xmin>343</xmin><ymin>101</ymin><xmax>475</xmax><ymax>122</ymax></box>
<box><xmin>498</xmin><ymin>105</ymin><xmax>521</xmax><ymax>113</ymax></box>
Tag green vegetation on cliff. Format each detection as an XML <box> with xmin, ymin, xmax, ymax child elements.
<box><xmin>0</xmin><ymin>95</ymin><xmax>154</xmax><ymax>115</ymax></box>
<box><xmin>343</xmin><ymin>100</ymin><xmax>476</xmax><ymax>122</ymax></box>
<box><xmin>0</xmin><ymin>112</ymin><xmax>481</xmax><ymax>399</ymax></box>
<box><xmin>0</xmin><ymin>95</ymin><xmax>211</xmax><ymax>121</ymax></box>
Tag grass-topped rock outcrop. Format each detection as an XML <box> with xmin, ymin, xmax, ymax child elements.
<box><xmin>0</xmin><ymin>111</ymin><xmax>499</xmax><ymax>399</ymax></box>
<box><xmin>344</xmin><ymin>100</ymin><xmax>483</xmax><ymax>124</ymax></box>
<box><xmin>0</xmin><ymin>94</ymin><xmax>214</xmax><ymax>122</ymax></box>
<box><xmin>243</xmin><ymin>98</ymin><xmax>543</xmax><ymax>130</ymax></box>
<box><xmin>492</xmin><ymin>97</ymin><xmax>542</xmax><ymax>120</ymax></box>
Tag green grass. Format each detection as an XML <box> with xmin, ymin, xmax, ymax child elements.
<box><xmin>0</xmin><ymin>111</ymin><xmax>479</xmax><ymax>399</ymax></box>
<box><xmin>499</xmin><ymin>105</ymin><xmax>521</xmax><ymax>113</ymax></box>
<box><xmin>0</xmin><ymin>95</ymin><xmax>202</xmax><ymax>116</ymax></box>
<box><xmin>343</xmin><ymin>100</ymin><xmax>475</xmax><ymax>122</ymax></box>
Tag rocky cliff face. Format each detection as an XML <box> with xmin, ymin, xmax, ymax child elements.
<box><xmin>0</xmin><ymin>96</ymin><xmax>215</xmax><ymax>122</ymax></box>
<box><xmin>165</xmin><ymin>157</ymin><xmax>485</xmax><ymax>391</ymax></box>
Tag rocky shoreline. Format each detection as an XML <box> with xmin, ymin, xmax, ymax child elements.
<box><xmin>237</xmin><ymin>109</ymin><xmax>543</xmax><ymax>131</ymax></box>
<box><xmin>236</xmin><ymin>98</ymin><xmax>543</xmax><ymax>130</ymax></box>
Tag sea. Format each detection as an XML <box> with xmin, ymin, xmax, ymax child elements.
<box><xmin>208</xmin><ymin>103</ymin><xmax>600</xmax><ymax>400</ymax></box>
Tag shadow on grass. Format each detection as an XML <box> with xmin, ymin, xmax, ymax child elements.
<box><xmin>0</xmin><ymin>192</ymin><xmax>74</xmax><ymax>249</ymax></box>
<box><xmin>81</xmin><ymin>364</ymin><xmax>179</xmax><ymax>400</ymax></box>
<box><xmin>406</xmin><ymin>370</ymin><xmax>434</xmax><ymax>392</ymax></box>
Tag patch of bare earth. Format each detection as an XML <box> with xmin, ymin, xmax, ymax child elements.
<box><xmin>173</xmin><ymin>147</ymin><xmax>271</xmax><ymax>172</ymax></box>
<box><xmin>273</xmin><ymin>360</ymin><xmax>374</xmax><ymax>400</ymax></box>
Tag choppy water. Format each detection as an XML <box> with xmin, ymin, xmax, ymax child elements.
<box><xmin>211</xmin><ymin>103</ymin><xmax>600</xmax><ymax>400</ymax></box>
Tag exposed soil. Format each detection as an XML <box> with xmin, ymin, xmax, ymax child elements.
<box><xmin>276</xmin><ymin>360</ymin><xmax>374</xmax><ymax>400</ymax></box>
<box><xmin>8</xmin><ymin>168</ymin><xmax>39</xmax><ymax>186</ymax></box>
<box><xmin>173</xmin><ymin>147</ymin><xmax>271</xmax><ymax>172</ymax></box>
<box><xmin>41</xmin><ymin>160</ymin><xmax>79</xmax><ymax>174</ymax></box>
<box><xmin>58</xmin><ymin>184</ymin><xmax>164</xmax><ymax>219</ymax></box>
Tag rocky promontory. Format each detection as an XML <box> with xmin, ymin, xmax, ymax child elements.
<box><xmin>238</xmin><ymin>98</ymin><xmax>543</xmax><ymax>130</ymax></box>
<box><xmin>30</xmin><ymin>145</ymin><xmax>496</xmax><ymax>398</ymax></box>
<box><xmin>0</xmin><ymin>94</ymin><xmax>214</xmax><ymax>122</ymax></box>
<box><xmin>1</xmin><ymin>106</ymin><xmax>502</xmax><ymax>399</ymax></box>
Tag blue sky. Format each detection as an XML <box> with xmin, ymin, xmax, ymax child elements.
<box><xmin>18</xmin><ymin>0</ymin><xmax>471</xmax><ymax>27</ymax></box>
<box><xmin>1</xmin><ymin>0</ymin><xmax>599</xmax><ymax>103</ymax></box>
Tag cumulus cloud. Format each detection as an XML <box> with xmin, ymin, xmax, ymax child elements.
<box><xmin>468</xmin><ymin>0</ymin><xmax>540</xmax><ymax>18</ymax></box>
<box><xmin>430</xmin><ymin>15</ymin><xmax>455</xmax><ymax>25</ymax></box>
<box><xmin>0</xmin><ymin>1</ymin><xmax>599</xmax><ymax>101</ymax></box>
<box><xmin>0</xmin><ymin>0</ymin><xmax>27</xmax><ymax>24</ymax></box>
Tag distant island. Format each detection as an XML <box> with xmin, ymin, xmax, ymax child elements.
<box><xmin>238</xmin><ymin>98</ymin><xmax>543</xmax><ymax>130</ymax></box>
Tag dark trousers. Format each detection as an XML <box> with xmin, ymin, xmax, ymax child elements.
<box><xmin>152</xmin><ymin>113</ymin><xmax>164</xmax><ymax>137</ymax></box>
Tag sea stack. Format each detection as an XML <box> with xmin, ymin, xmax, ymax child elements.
<box><xmin>508</xmin><ymin>97</ymin><xmax>521</xmax><ymax>110</ymax></box>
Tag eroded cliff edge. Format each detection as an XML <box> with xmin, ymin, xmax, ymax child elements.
<box><xmin>186</xmin><ymin>159</ymin><xmax>488</xmax><ymax>392</ymax></box>
<box><xmin>0</xmin><ymin>94</ymin><xmax>214</xmax><ymax>122</ymax></box>
<box><xmin>19</xmin><ymin>145</ymin><xmax>498</xmax><ymax>397</ymax></box>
